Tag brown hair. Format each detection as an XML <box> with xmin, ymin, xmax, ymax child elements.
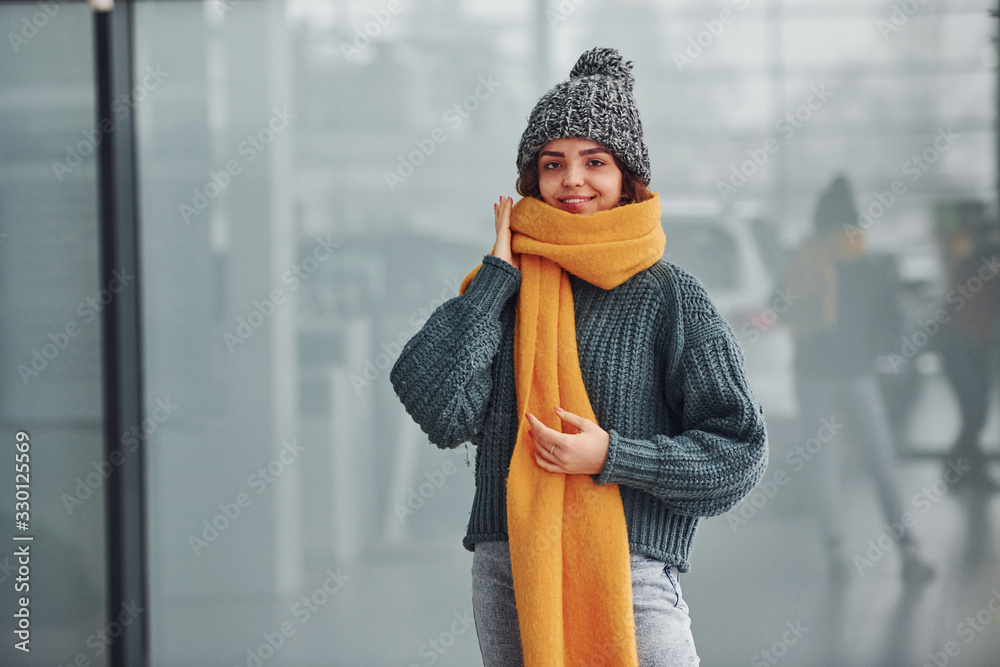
<box><xmin>515</xmin><ymin>150</ymin><xmax>654</xmax><ymax>207</ymax></box>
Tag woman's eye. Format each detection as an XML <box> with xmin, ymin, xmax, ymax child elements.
<box><xmin>588</xmin><ymin>159</ymin><xmax>605</xmax><ymax>167</ymax></box>
<box><xmin>543</xmin><ymin>161</ymin><xmax>560</xmax><ymax>169</ymax></box>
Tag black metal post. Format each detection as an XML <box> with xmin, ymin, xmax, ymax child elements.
<box><xmin>93</xmin><ymin>1</ymin><xmax>148</xmax><ymax>665</ymax></box>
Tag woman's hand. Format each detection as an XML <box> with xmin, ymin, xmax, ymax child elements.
<box><xmin>527</xmin><ymin>408</ymin><xmax>610</xmax><ymax>476</ymax></box>
<box><xmin>494</xmin><ymin>196</ymin><xmax>520</xmax><ymax>271</ymax></box>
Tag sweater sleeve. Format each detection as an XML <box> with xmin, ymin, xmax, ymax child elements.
<box><xmin>590</xmin><ymin>267</ymin><xmax>768</xmax><ymax>517</ymax></box>
<box><xmin>390</xmin><ymin>254</ymin><xmax>521</xmax><ymax>450</ymax></box>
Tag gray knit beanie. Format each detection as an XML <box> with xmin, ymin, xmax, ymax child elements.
<box><xmin>516</xmin><ymin>47</ymin><xmax>651</xmax><ymax>185</ymax></box>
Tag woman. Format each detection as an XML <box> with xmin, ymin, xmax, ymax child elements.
<box><xmin>390</xmin><ymin>47</ymin><xmax>767</xmax><ymax>666</ymax></box>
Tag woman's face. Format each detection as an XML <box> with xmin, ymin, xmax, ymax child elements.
<box><xmin>536</xmin><ymin>137</ymin><xmax>623</xmax><ymax>215</ymax></box>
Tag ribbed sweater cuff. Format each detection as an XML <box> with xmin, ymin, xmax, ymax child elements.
<box><xmin>593</xmin><ymin>428</ymin><xmax>660</xmax><ymax>488</ymax></box>
<box><xmin>463</xmin><ymin>254</ymin><xmax>521</xmax><ymax>317</ymax></box>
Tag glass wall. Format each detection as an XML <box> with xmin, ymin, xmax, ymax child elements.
<box><xmin>1</xmin><ymin>0</ymin><xmax>994</xmax><ymax>665</ymax></box>
<box><xmin>0</xmin><ymin>3</ymin><xmax>109</xmax><ymax>666</ymax></box>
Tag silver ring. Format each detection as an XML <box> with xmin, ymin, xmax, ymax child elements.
<box><xmin>550</xmin><ymin>445</ymin><xmax>555</xmax><ymax>455</ymax></box>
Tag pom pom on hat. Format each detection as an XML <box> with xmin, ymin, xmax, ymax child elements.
<box><xmin>568</xmin><ymin>47</ymin><xmax>635</xmax><ymax>92</ymax></box>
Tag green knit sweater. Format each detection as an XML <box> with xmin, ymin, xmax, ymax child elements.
<box><xmin>389</xmin><ymin>253</ymin><xmax>768</xmax><ymax>572</ymax></box>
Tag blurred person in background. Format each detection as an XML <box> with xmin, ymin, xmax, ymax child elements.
<box><xmin>783</xmin><ymin>173</ymin><xmax>935</xmax><ymax>582</ymax></box>
<box><xmin>932</xmin><ymin>204</ymin><xmax>1000</xmax><ymax>491</ymax></box>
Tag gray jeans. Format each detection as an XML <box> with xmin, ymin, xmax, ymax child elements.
<box><xmin>471</xmin><ymin>539</ymin><xmax>699</xmax><ymax>666</ymax></box>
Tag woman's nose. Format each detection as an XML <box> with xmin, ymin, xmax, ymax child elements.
<box><xmin>562</xmin><ymin>165</ymin><xmax>584</xmax><ymax>186</ymax></box>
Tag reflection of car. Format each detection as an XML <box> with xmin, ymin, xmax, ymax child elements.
<box><xmin>661</xmin><ymin>207</ymin><xmax>797</xmax><ymax>420</ymax></box>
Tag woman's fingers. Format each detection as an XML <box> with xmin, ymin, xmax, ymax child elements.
<box><xmin>494</xmin><ymin>197</ymin><xmax>517</xmax><ymax>268</ymax></box>
<box><xmin>495</xmin><ymin>197</ymin><xmax>512</xmax><ymax>229</ymax></box>
<box><xmin>554</xmin><ymin>407</ymin><xmax>587</xmax><ymax>434</ymax></box>
<box><xmin>526</xmin><ymin>415</ymin><xmax>556</xmax><ymax>465</ymax></box>
<box><xmin>526</xmin><ymin>410</ymin><xmax>610</xmax><ymax>476</ymax></box>
<box><xmin>525</xmin><ymin>412</ymin><xmax>568</xmax><ymax>448</ymax></box>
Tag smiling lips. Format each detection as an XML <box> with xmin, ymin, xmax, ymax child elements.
<box><xmin>559</xmin><ymin>196</ymin><xmax>595</xmax><ymax>204</ymax></box>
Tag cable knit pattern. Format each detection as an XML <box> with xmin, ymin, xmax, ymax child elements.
<box><xmin>389</xmin><ymin>252</ymin><xmax>768</xmax><ymax>572</ymax></box>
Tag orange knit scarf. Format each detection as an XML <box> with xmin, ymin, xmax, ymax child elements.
<box><xmin>458</xmin><ymin>193</ymin><xmax>665</xmax><ymax>666</ymax></box>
